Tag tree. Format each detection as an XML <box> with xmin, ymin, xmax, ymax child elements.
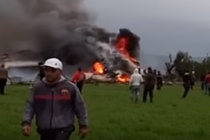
<box><xmin>174</xmin><ymin>51</ymin><xmax>192</xmax><ymax>76</ymax></box>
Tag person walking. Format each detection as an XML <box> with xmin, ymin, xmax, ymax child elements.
<box><xmin>72</xmin><ymin>67</ymin><xmax>85</xmax><ymax>93</ymax></box>
<box><xmin>182</xmin><ymin>71</ymin><xmax>193</xmax><ymax>98</ymax></box>
<box><xmin>129</xmin><ymin>68</ymin><xmax>144</xmax><ymax>103</ymax></box>
<box><xmin>22</xmin><ymin>58</ymin><xmax>88</xmax><ymax>140</ymax></box>
<box><xmin>0</xmin><ymin>64</ymin><xmax>9</xmax><ymax>95</ymax></box>
<box><xmin>143</xmin><ymin>67</ymin><xmax>156</xmax><ymax>103</ymax></box>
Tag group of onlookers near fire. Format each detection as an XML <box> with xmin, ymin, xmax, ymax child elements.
<box><xmin>129</xmin><ymin>67</ymin><xmax>163</xmax><ymax>103</ymax></box>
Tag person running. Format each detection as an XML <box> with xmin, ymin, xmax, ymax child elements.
<box><xmin>182</xmin><ymin>71</ymin><xmax>193</xmax><ymax>98</ymax></box>
<box><xmin>0</xmin><ymin>64</ymin><xmax>9</xmax><ymax>95</ymax></box>
<box><xmin>143</xmin><ymin>67</ymin><xmax>156</xmax><ymax>103</ymax></box>
<box><xmin>129</xmin><ymin>68</ymin><xmax>144</xmax><ymax>103</ymax></box>
<box><xmin>72</xmin><ymin>67</ymin><xmax>85</xmax><ymax>93</ymax></box>
<box><xmin>22</xmin><ymin>58</ymin><xmax>88</xmax><ymax>140</ymax></box>
<box><xmin>204</xmin><ymin>71</ymin><xmax>210</xmax><ymax>95</ymax></box>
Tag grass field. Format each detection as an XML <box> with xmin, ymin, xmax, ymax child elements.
<box><xmin>0</xmin><ymin>84</ymin><xmax>210</xmax><ymax>140</ymax></box>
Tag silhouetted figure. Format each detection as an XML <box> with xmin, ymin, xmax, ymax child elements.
<box><xmin>72</xmin><ymin>67</ymin><xmax>85</xmax><ymax>93</ymax></box>
<box><xmin>182</xmin><ymin>71</ymin><xmax>193</xmax><ymax>98</ymax></box>
<box><xmin>204</xmin><ymin>71</ymin><xmax>210</xmax><ymax>95</ymax></box>
<box><xmin>143</xmin><ymin>67</ymin><xmax>156</xmax><ymax>103</ymax></box>
<box><xmin>200</xmin><ymin>74</ymin><xmax>205</xmax><ymax>90</ymax></box>
<box><xmin>0</xmin><ymin>64</ymin><xmax>8</xmax><ymax>95</ymax></box>
<box><xmin>156</xmin><ymin>71</ymin><xmax>163</xmax><ymax>90</ymax></box>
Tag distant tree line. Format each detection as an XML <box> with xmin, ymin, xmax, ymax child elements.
<box><xmin>165</xmin><ymin>51</ymin><xmax>210</xmax><ymax>81</ymax></box>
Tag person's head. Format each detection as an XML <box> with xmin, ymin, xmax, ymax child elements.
<box><xmin>158</xmin><ymin>71</ymin><xmax>161</xmax><ymax>75</ymax></box>
<box><xmin>148</xmin><ymin>67</ymin><xmax>152</xmax><ymax>73</ymax></box>
<box><xmin>1</xmin><ymin>64</ymin><xmax>4</xmax><ymax>68</ymax></box>
<box><xmin>78</xmin><ymin>67</ymin><xmax>82</xmax><ymax>72</ymax></box>
<box><xmin>133</xmin><ymin>68</ymin><xmax>139</xmax><ymax>74</ymax></box>
<box><xmin>42</xmin><ymin>58</ymin><xmax>63</xmax><ymax>83</ymax></box>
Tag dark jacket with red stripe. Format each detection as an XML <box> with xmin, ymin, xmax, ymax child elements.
<box><xmin>22</xmin><ymin>76</ymin><xmax>88</xmax><ymax>130</ymax></box>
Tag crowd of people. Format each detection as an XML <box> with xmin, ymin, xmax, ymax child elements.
<box><xmin>0</xmin><ymin>57</ymin><xmax>209</xmax><ymax>140</ymax></box>
<box><xmin>129</xmin><ymin>66</ymin><xmax>210</xmax><ymax>103</ymax></box>
<box><xmin>129</xmin><ymin>67</ymin><xmax>163</xmax><ymax>103</ymax></box>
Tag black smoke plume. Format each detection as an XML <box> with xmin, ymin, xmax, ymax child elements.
<box><xmin>0</xmin><ymin>0</ymin><xmax>140</xmax><ymax>73</ymax></box>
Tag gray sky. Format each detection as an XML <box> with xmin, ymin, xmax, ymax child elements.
<box><xmin>84</xmin><ymin>0</ymin><xmax>210</xmax><ymax>57</ymax></box>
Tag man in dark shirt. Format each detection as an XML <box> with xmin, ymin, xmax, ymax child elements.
<box><xmin>182</xmin><ymin>71</ymin><xmax>192</xmax><ymax>98</ymax></box>
<box><xmin>143</xmin><ymin>67</ymin><xmax>156</xmax><ymax>103</ymax></box>
<box><xmin>156</xmin><ymin>71</ymin><xmax>163</xmax><ymax>90</ymax></box>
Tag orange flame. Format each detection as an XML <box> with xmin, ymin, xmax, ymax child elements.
<box><xmin>116</xmin><ymin>37</ymin><xmax>138</xmax><ymax>64</ymax></box>
<box><xmin>117</xmin><ymin>74</ymin><xmax>130</xmax><ymax>83</ymax></box>
<box><xmin>93</xmin><ymin>62</ymin><xmax>105</xmax><ymax>74</ymax></box>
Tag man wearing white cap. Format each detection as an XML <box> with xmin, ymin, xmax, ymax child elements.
<box><xmin>22</xmin><ymin>58</ymin><xmax>88</xmax><ymax>140</ymax></box>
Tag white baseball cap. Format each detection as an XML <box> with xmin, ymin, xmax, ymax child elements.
<box><xmin>43</xmin><ymin>58</ymin><xmax>63</xmax><ymax>70</ymax></box>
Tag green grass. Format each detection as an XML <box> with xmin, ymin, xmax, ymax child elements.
<box><xmin>0</xmin><ymin>84</ymin><xmax>210</xmax><ymax>140</ymax></box>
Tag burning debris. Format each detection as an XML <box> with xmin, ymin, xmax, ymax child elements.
<box><xmin>0</xmin><ymin>0</ymin><xmax>140</xmax><ymax>83</ymax></box>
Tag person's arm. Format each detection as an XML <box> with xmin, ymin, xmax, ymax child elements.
<box><xmin>72</xmin><ymin>73</ymin><xmax>79</xmax><ymax>83</ymax></box>
<box><xmin>129</xmin><ymin>75</ymin><xmax>133</xmax><ymax>87</ymax></box>
<box><xmin>140</xmin><ymin>75</ymin><xmax>144</xmax><ymax>84</ymax></box>
<box><xmin>72</xmin><ymin>85</ymin><xmax>88</xmax><ymax>128</ymax></box>
<box><xmin>6</xmin><ymin>70</ymin><xmax>12</xmax><ymax>84</ymax></box>
<box><xmin>21</xmin><ymin>88</ymin><xmax>35</xmax><ymax>126</ymax></box>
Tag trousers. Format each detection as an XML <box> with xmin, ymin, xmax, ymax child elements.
<box><xmin>38</xmin><ymin>126</ymin><xmax>74</xmax><ymax>140</ymax></box>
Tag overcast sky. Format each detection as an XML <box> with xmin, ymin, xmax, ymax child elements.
<box><xmin>84</xmin><ymin>0</ymin><xmax>210</xmax><ymax>57</ymax></box>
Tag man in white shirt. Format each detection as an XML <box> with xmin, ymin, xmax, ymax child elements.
<box><xmin>129</xmin><ymin>68</ymin><xmax>144</xmax><ymax>103</ymax></box>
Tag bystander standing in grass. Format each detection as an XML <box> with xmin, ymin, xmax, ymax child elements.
<box><xmin>143</xmin><ymin>67</ymin><xmax>156</xmax><ymax>103</ymax></box>
<box><xmin>156</xmin><ymin>71</ymin><xmax>163</xmax><ymax>90</ymax></box>
<box><xmin>129</xmin><ymin>68</ymin><xmax>144</xmax><ymax>103</ymax></box>
<box><xmin>204</xmin><ymin>71</ymin><xmax>210</xmax><ymax>95</ymax></box>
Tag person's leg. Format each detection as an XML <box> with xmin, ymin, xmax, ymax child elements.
<box><xmin>201</xmin><ymin>82</ymin><xmax>204</xmax><ymax>90</ymax></box>
<box><xmin>208</xmin><ymin>84</ymin><xmax>210</xmax><ymax>95</ymax></box>
<box><xmin>0</xmin><ymin>79</ymin><xmax>4</xmax><ymax>95</ymax></box>
<box><xmin>204</xmin><ymin>83</ymin><xmax>207</xmax><ymax>95</ymax></box>
<box><xmin>182</xmin><ymin>83</ymin><xmax>187</xmax><ymax>98</ymax></box>
<box><xmin>134</xmin><ymin>87</ymin><xmax>139</xmax><ymax>103</ymax></box>
<box><xmin>136</xmin><ymin>86</ymin><xmax>140</xmax><ymax>102</ymax></box>
<box><xmin>1</xmin><ymin>79</ymin><xmax>6</xmax><ymax>94</ymax></box>
<box><xmin>149</xmin><ymin>89</ymin><xmax>153</xmax><ymax>103</ymax></box>
<box><xmin>76</xmin><ymin>82</ymin><xmax>82</xmax><ymax>93</ymax></box>
<box><xmin>143</xmin><ymin>87</ymin><xmax>147</xmax><ymax>102</ymax></box>
<box><xmin>54</xmin><ymin>131</ymin><xmax>71</xmax><ymax>140</ymax></box>
<box><xmin>39</xmin><ymin>130</ymin><xmax>56</xmax><ymax>140</ymax></box>
<box><xmin>130</xmin><ymin>86</ymin><xmax>134</xmax><ymax>101</ymax></box>
<box><xmin>183</xmin><ymin>83</ymin><xmax>190</xmax><ymax>98</ymax></box>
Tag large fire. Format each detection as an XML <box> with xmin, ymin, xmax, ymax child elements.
<box><xmin>91</xmin><ymin>36</ymin><xmax>138</xmax><ymax>83</ymax></box>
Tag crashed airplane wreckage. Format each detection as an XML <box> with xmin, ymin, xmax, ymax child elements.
<box><xmin>82</xmin><ymin>28</ymin><xmax>141</xmax><ymax>83</ymax></box>
<box><xmin>1</xmin><ymin>28</ymin><xmax>142</xmax><ymax>84</ymax></box>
